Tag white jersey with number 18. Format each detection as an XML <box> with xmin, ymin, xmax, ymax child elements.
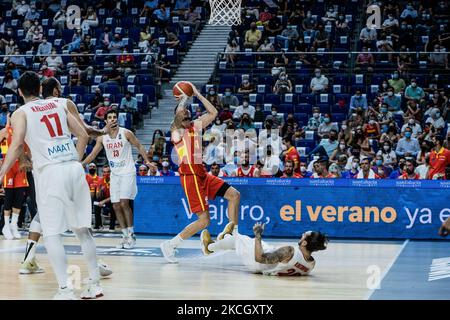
<box><xmin>21</xmin><ymin>97</ymin><xmax>79</xmax><ymax>172</ymax></box>
<box><xmin>102</xmin><ymin>127</ymin><xmax>135</xmax><ymax>176</ymax></box>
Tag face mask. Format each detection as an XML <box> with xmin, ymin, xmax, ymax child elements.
<box><xmin>376</xmin><ymin>159</ymin><xmax>383</xmax><ymax>166</ymax></box>
<box><xmin>411</xmin><ymin>82</ymin><xmax>417</xmax><ymax>88</ymax></box>
<box><xmin>313</xmin><ymin>113</ymin><xmax>320</xmax><ymax>118</ymax></box>
<box><xmin>339</xmin><ymin>144</ymin><xmax>345</xmax><ymax>150</ymax></box>
<box><xmin>209</xmin><ymin>91</ymin><xmax>215</xmax><ymax>95</ymax></box>
<box><xmin>243</xmin><ymin>102</ymin><xmax>249</xmax><ymax>107</ymax></box>
<box><xmin>104</xmin><ymin>101</ymin><xmax>110</xmax><ymax>106</ymax></box>
<box><xmin>324</xmin><ymin>118</ymin><xmax>330</xmax><ymax>123</ymax></box>
<box><xmin>387</xmin><ymin>92</ymin><xmax>393</xmax><ymax>97</ymax></box>
<box><xmin>89</xmin><ymin>169</ymin><xmax>96</xmax><ymax>175</ymax></box>
<box><xmin>234</xmin><ymin>156</ymin><xmax>240</xmax><ymax>164</ymax></box>
<box><xmin>300</xmin><ymin>166</ymin><xmax>306</xmax><ymax>173</ymax></box>
<box><xmin>342</xmin><ymin>124</ymin><xmax>347</xmax><ymax>130</ymax></box>
<box><xmin>407</xmin><ymin>6</ymin><xmax>413</xmax><ymax>10</ymax></box>
<box><xmin>436</xmin><ymin>113</ymin><xmax>441</xmax><ymax>118</ymax></box>
<box><xmin>162</xmin><ymin>161</ymin><xmax>169</xmax><ymax>167</ymax></box>
<box><xmin>383</xmin><ymin>145</ymin><xmax>390</xmax><ymax>151</ymax></box>
<box><xmin>369</xmin><ymin>120</ymin><xmax>375</xmax><ymax>125</ymax></box>
<box><xmin>315</xmin><ymin>72</ymin><xmax>321</xmax><ymax>78</ymax></box>
<box><xmin>408</xmin><ymin>119</ymin><xmax>415</xmax><ymax>124</ymax></box>
<box><xmin>280</xmin><ymin>76</ymin><xmax>286</xmax><ymax>80</ymax></box>
<box><xmin>352</xmin><ymin>163</ymin><xmax>359</xmax><ymax>170</ymax></box>
<box><xmin>272</xmin><ymin>111</ymin><xmax>277</xmax><ymax>116</ymax></box>
<box><xmin>382</xmin><ymin>84</ymin><xmax>388</xmax><ymax>88</ymax></box>
<box><xmin>405</xmin><ymin>132</ymin><xmax>412</xmax><ymax>139</ymax></box>
<box><xmin>381</xmin><ymin>108</ymin><xmax>388</xmax><ymax>113</ymax></box>
<box><xmin>225</xmin><ymin>92</ymin><xmax>231</xmax><ymax>96</ymax></box>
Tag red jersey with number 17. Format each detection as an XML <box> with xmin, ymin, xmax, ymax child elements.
<box><xmin>173</xmin><ymin>123</ymin><xmax>206</xmax><ymax>177</ymax></box>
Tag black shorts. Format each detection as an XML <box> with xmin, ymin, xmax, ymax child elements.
<box><xmin>215</xmin><ymin>181</ymin><xmax>231</xmax><ymax>198</ymax></box>
<box><xmin>4</xmin><ymin>187</ymin><xmax>27</xmax><ymax>211</ymax></box>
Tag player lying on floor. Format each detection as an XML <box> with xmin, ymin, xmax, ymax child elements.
<box><xmin>200</xmin><ymin>222</ymin><xmax>328</xmax><ymax>276</ymax></box>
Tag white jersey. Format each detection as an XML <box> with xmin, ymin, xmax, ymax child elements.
<box><xmin>262</xmin><ymin>245</ymin><xmax>315</xmax><ymax>276</ymax></box>
<box><xmin>21</xmin><ymin>97</ymin><xmax>79</xmax><ymax>171</ymax></box>
<box><xmin>102</xmin><ymin>127</ymin><xmax>135</xmax><ymax>176</ymax></box>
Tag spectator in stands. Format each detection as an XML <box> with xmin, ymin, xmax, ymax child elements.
<box><xmin>224</xmin><ymin>39</ymin><xmax>239</xmax><ymax>66</ymax></box>
<box><xmin>220</xmin><ymin>88</ymin><xmax>239</xmax><ymax>108</ymax></box>
<box><xmin>425</xmin><ymin>108</ymin><xmax>445</xmax><ymax>130</ymax></box>
<box><xmin>277</xmin><ymin>25</ymin><xmax>299</xmax><ymax>49</ymax></box>
<box><xmin>400</xmin><ymin>2</ymin><xmax>418</xmax><ymax>22</ymax></box>
<box><xmin>253</xmin><ymin>105</ymin><xmax>265</xmax><ymax>123</ymax></box>
<box><xmin>97</xmin><ymin>26</ymin><xmax>113</xmax><ymax>52</ymax></box>
<box><xmin>87</xmin><ymin>88</ymin><xmax>104</xmax><ymax>112</ymax></box>
<box><xmin>396</xmin><ymin>127</ymin><xmax>420</xmax><ymax>158</ymax></box>
<box><xmin>3</xmin><ymin>40</ymin><xmax>17</xmax><ymax>62</ymax></box>
<box><xmin>428</xmin><ymin>135</ymin><xmax>450</xmax><ymax>179</ymax></box>
<box><xmin>211</xmin><ymin>118</ymin><xmax>227</xmax><ymax>134</ymax></box>
<box><xmin>44</xmin><ymin>49</ymin><xmax>62</xmax><ymax>74</ymax></box>
<box><xmin>94</xmin><ymin>97</ymin><xmax>112</xmax><ymax>121</ymax></box>
<box><xmin>375</xmin><ymin>103</ymin><xmax>394</xmax><ymax>126</ymax></box>
<box><xmin>52</xmin><ymin>6</ymin><xmax>66</xmax><ymax>36</ymax></box>
<box><xmin>377</xmin><ymin>140</ymin><xmax>397</xmax><ymax>167</ymax></box>
<box><xmin>179</xmin><ymin>7</ymin><xmax>201</xmax><ymax>34</ymax></box>
<box><xmin>152</xmin><ymin>3</ymin><xmax>171</xmax><ymax>28</ymax></box>
<box><xmin>23</xmin><ymin>4</ymin><xmax>40</xmax><ymax>30</ymax></box>
<box><xmin>117</xmin><ymin>48</ymin><xmax>135</xmax><ymax>69</ymax></box>
<box><xmin>388</xmin><ymin>71</ymin><xmax>406</xmax><ymax>94</ymax></box>
<box><xmin>218</xmin><ymin>104</ymin><xmax>233</xmax><ymax>123</ymax></box>
<box><xmin>430</xmin><ymin>90</ymin><xmax>447</xmax><ymax>110</ymax></box>
<box><xmin>103</xmin><ymin>63</ymin><xmax>122</xmax><ymax>85</ymax></box>
<box><xmin>265</xmin><ymin>15</ymin><xmax>283</xmax><ymax>37</ymax></box>
<box><xmin>233</xmin><ymin>98</ymin><xmax>255</xmax><ymax>120</ymax></box>
<box><xmin>160</xmin><ymin>156</ymin><xmax>176</xmax><ymax>176</ymax></box>
<box><xmin>322</xmin><ymin>6</ymin><xmax>338</xmax><ymax>23</ymax></box>
<box><xmin>404</xmin><ymin>99</ymin><xmax>423</xmax><ymax>123</ymax></box>
<box><xmin>312</xmin><ymin>24</ymin><xmax>330</xmax><ymax>50</ymax></box>
<box><xmin>352</xmin><ymin>126</ymin><xmax>375</xmax><ymax>158</ymax></box>
<box><xmin>206</xmin><ymin>87</ymin><xmax>221</xmax><ymax>109</ymax></box>
<box><xmin>359</xmin><ymin>26</ymin><xmax>377</xmax><ymax>48</ymax></box>
<box><xmin>416</xmin><ymin>153</ymin><xmax>430</xmax><ymax>179</ymax></box>
<box><xmin>349</xmin><ymin>89</ymin><xmax>368</xmax><ymax>114</ymax></box>
<box><xmin>372</xmin><ymin>155</ymin><xmax>392</xmax><ymax>179</ymax></box>
<box><xmin>259</xmin><ymin>144</ymin><xmax>280</xmax><ymax>177</ymax></box>
<box><xmin>310</xmin><ymin>68</ymin><xmax>329</xmax><ymax>93</ymax></box>
<box><xmin>120</xmin><ymin>91</ymin><xmax>139</xmax><ymax>125</ymax></box>
<box><xmin>165</xmin><ymin>28</ymin><xmax>180</xmax><ymax>49</ymax></box>
<box><xmin>342</xmin><ymin>157</ymin><xmax>360</xmax><ymax>179</ymax></box>
<box><xmin>108</xmin><ymin>33</ymin><xmax>124</xmax><ymax>55</ymax></box>
<box><xmin>364</xmin><ymin>114</ymin><xmax>381</xmax><ymax>140</ymax></box>
<box><xmin>305</xmin><ymin>107</ymin><xmax>324</xmax><ymax>131</ymax></box>
<box><xmin>357</xmin><ymin>158</ymin><xmax>380</xmax><ymax>179</ymax></box>
<box><xmin>429</xmin><ymin>44</ymin><xmax>449</xmax><ymax>69</ymax></box>
<box><xmin>7</xmin><ymin>48</ymin><xmax>26</xmax><ymax>68</ymax></box>
<box><xmin>302</xmin><ymin>10</ymin><xmax>318</xmax><ymax>38</ymax></box>
<box><xmin>282</xmin><ymin>136</ymin><xmax>300</xmax><ymax>173</ymax></box>
<box><xmin>398</xmin><ymin>159</ymin><xmax>420</xmax><ymax>179</ymax></box>
<box><xmin>15</xmin><ymin>1</ymin><xmax>30</xmax><ymax>17</ymax></box>
<box><xmin>138</xmin><ymin>164</ymin><xmax>149</xmax><ymax>176</ymax></box>
<box><xmin>355</xmin><ymin>47</ymin><xmax>375</xmax><ymax>72</ymax></box>
<box><xmin>2</xmin><ymin>72</ymin><xmax>18</xmax><ymax>95</ymax></box>
<box><xmin>404</xmin><ymin>78</ymin><xmax>425</xmax><ymax>102</ymax></box>
<box><xmin>0</xmin><ymin>97</ymin><xmax>8</xmax><ymax>128</ymax></box>
<box><xmin>37</xmin><ymin>37</ymin><xmax>52</xmax><ymax>61</ymax></box>
<box><xmin>26</xmin><ymin>20</ymin><xmax>43</xmax><ymax>41</ymax></box>
<box><xmin>139</xmin><ymin>26</ymin><xmax>152</xmax><ymax>52</ymax></box>
<box><xmin>210</xmin><ymin>162</ymin><xmax>227</xmax><ymax>177</ymax></box>
<box><xmin>68</xmin><ymin>63</ymin><xmax>81</xmax><ymax>87</ymax></box>
<box><xmin>338</xmin><ymin>120</ymin><xmax>353</xmax><ymax>145</ymax></box>
<box><xmin>272</xmin><ymin>50</ymin><xmax>289</xmax><ymax>75</ymax></box>
<box><xmin>258</xmin><ymin>38</ymin><xmax>275</xmax><ymax>52</ymax></box>
<box><xmin>244</xmin><ymin>22</ymin><xmax>262</xmax><ymax>50</ymax></box>
<box><xmin>81</xmin><ymin>6</ymin><xmax>99</xmax><ymax>37</ymax></box>
<box><xmin>417</xmin><ymin>140</ymin><xmax>432</xmax><ymax>165</ymax></box>
<box><xmin>238</xmin><ymin>77</ymin><xmax>255</xmax><ymax>94</ymax></box>
<box><xmin>383</xmin><ymin>87</ymin><xmax>402</xmax><ymax>114</ymax></box>
<box><xmin>380</xmin><ymin>121</ymin><xmax>400</xmax><ymax>145</ymax></box>
<box><xmin>238</xmin><ymin>113</ymin><xmax>254</xmax><ymax>132</ymax></box>
<box><xmin>309</xmin><ymin>129</ymin><xmax>339</xmax><ymax>160</ymax></box>
<box><xmin>318</xmin><ymin>114</ymin><xmax>338</xmax><ymax>138</ymax></box>
<box><xmin>259</xmin><ymin>7</ymin><xmax>272</xmax><ymax>25</ymax></box>
<box><xmin>273</xmin><ymin>72</ymin><xmax>292</xmax><ymax>94</ymax></box>
<box><xmin>38</xmin><ymin>63</ymin><xmax>54</xmax><ymax>80</ymax></box>
<box><xmin>265</xmin><ymin>105</ymin><xmax>284</xmax><ymax>129</ymax></box>
<box><xmin>335</xmin><ymin>13</ymin><xmax>350</xmax><ymax>37</ymax></box>
<box><xmin>382</xmin><ymin>14</ymin><xmax>399</xmax><ymax>32</ymax></box>
<box><xmin>375</xmin><ymin>33</ymin><xmax>394</xmax><ymax>61</ymax></box>
<box><xmin>62</xmin><ymin>28</ymin><xmax>82</xmax><ymax>53</ymax></box>
<box><xmin>401</xmin><ymin>116</ymin><xmax>422</xmax><ymax>138</ymax></box>
<box><xmin>281</xmin><ymin>159</ymin><xmax>302</xmax><ymax>178</ymax></box>
<box><xmin>388</xmin><ymin>157</ymin><xmax>406</xmax><ymax>179</ymax></box>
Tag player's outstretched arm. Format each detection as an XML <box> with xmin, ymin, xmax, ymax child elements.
<box><xmin>67</xmin><ymin>108</ymin><xmax>89</xmax><ymax>161</ymax></box>
<box><xmin>439</xmin><ymin>217</ymin><xmax>450</xmax><ymax>237</ymax></box>
<box><xmin>81</xmin><ymin>136</ymin><xmax>104</xmax><ymax>166</ymax></box>
<box><xmin>189</xmin><ymin>82</ymin><xmax>218</xmax><ymax>129</ymax></box>
<box><xmin>253</xmin><ymin>222</ymin><xmax>294</xmax><ymax>264</ymax></box>
<box><xmin>125</xmin><ymin>129</ymin><xmax>155</xmax><ymax>169</ymax></box>
<box><xmin>0</xmin><ymin>111</ymin><xmax>27</xmax><ymax>181</ymax></box>
<box><xmin>67</xmin><ymin>100</ymin><xmax>117</xmax><ymax>137</ymax></box>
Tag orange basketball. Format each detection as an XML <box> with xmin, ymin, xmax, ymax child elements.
<box><xmin>173</xmin><ymin>81</ymin><xmax>194</xmax><ymax>97</ymax></box>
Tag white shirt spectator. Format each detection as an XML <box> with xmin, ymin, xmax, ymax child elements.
<box><xmin>310</xmin><ymin>75</ymin><xmax>329</xmax><ymax>92</ymax></box>
<box><xmin>415</xmin><ymin>164</ymin><xmax>429</xmax><ymax>179</ymax></box>
<box><xmin>382</xmin><ymin>17</ymin><xmax>399</xmax><ymax>28</ymax></box>
<box><xmin>359</xmin><ymin>27</ymin><xmax>377</xmax><ymax>41</ymax></box>
<box><xmin>376</xmin><ymin>150</ymin><xmax>397</xmax><ymax>166</ymax></box>
<box><xmin>260</xmin><ymin>155</ymin><xmax>281</xmax><ymax>176</ymax></box>
<box><xmin>425</xmin><ymin>115</ymin><xmax>445</xmax><ymax>129</ymax></box>
<box><xmin>46</xmin><ymin>54</ymin><xmax>63</xmax><ymax>71</ymax></box>
<box><xmin>401</xmin><ymin>122</ymin><xmax>422</xmax><ymax>138</ymax></box>
<box><xmin>233</xmin><ymin>103</ymin><xmax>255</xmax><ymax>120</ymax></box>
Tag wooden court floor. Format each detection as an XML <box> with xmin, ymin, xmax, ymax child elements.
<box><xmin>0</xmin><ymin>232</ymin><xmax>409</xmax><ymax>300</ymax></box>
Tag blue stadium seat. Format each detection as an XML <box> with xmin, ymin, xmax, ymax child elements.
<box><xmin>264</xmin><ymin>94</ymin><xmax>281</xmax><ymax>105</ymax></box>
<box><xmin>141</xmin><ymin>85</ymin><xmax>157</xmax><ymax>107</ymax></box>
<box><xmin>294</xmin><ymin>113</ymin><xmax>309</xmax><ymax>124</ymax></box>
<box><xmin>70</xmin><ymin>86</ymin><xmax>86</xmax><ymax>95</ymax></box>
<box><xmin>278</xmin><ymin>104</ymin><xmax>294</xmax><ymax>114</ymax></box>
<box><xmin>295</xmin><ymin>103</ymin><xmax>313</xmax><ymax>114</ymax></box>
<box><xmin>296</xmin><ymin>139</ymin><xmax>316</xmax><ymax>149</ymax></box>
<box><xmin>299</xmin><ymin>94</ymin><xmax>315</xmax><ymax>104</ymax></box>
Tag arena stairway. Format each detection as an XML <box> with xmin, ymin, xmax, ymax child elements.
<box><xmin>134</xmin><ymin>24</ymin><xmax>231</xmax><ymax>158</ymax></box>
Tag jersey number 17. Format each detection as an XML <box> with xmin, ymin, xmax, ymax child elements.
<box><xmin>40</xmin><ymin>113</ymin><xmax>63</xmax><ymax>138</ymax></box>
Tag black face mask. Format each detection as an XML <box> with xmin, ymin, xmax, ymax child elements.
<box><xmin>267</xmin><ymin>150</ymin><xmax>272</xmax><ymax>156</ymax></box>
<box><xmin>89</xmin><ymin>169</ymin><xmax>96</xmax><ymax>175</ymax></box>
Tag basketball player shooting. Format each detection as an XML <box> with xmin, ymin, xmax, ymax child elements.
<box><xmin>160</xmin><ymin>81</ymin><xmax>241</xmax><ymax>263</ymax></box>
<box><xmin>18</xmin><ymin>77</ymin><xmax>114</xmax><ymax>278</ymax></box>
<box><xmin>82</xmin><ymin>109</ymin><xmax>153</xmax><ymax>249</ymax></box>
<box><xmin>203</xmin><ymin>222</ymin><xmax>328</xmax><ymax>276</ymax></box>
<box><xmin>0</xmin><ymin>71</ymin><xmax>104</xmax><ymax>299</ymax></box>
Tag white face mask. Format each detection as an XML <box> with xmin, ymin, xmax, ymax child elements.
<box><xmin>313</xmin><ymin>112</ymin><xmax>320</xmax><ymax>118</ymax></box>
<box><xmin>342</xmin><ymin>124</ymin><xmax>347</xmax><ymax>130</ymax></box>
<box><xmin>300</xmin><ymin>166</ymin><xmax>306</xmax><ymax>173</ymax></box>
<box><xmin>352</xmin><ymin>162</ymin><xmax>359</xmax><ymax>170</ymax></box>
<box><xmin>162</xmin><ymin>161</ymin><xmax>169</xmax><ymax>167</ymax></box>
<box><xmin>408</xmin><ymin>119</ymin><xmax>415</xmax><ymax>124</ymax></box>
<box><xmin>339</xmin><ymin>144</ymin><xmax>346</xmax><ymax>150</ymax></box>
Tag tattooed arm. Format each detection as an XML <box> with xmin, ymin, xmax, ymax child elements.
<box><xmin>253</xmin><ymin>223</ymin><xmax>294</xmax><ymax>264</ymax></box>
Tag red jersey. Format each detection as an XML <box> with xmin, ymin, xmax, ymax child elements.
<box><xmin>429</xmin><ymin>148</ymin><xmax>450</xmax><ymax>180</ymax></box>
<box><xmin>97</xmin><ymin>177</ymin><xmax>111</xmax><ymax>198</ymax></box>
<box><xmin>173</xmin><ymin>123</ymin><xmax>206</xmax><ymax>177</ymax></box>
<box><xmin>236</xmin><ymin>166</ymin><xmax>256</xmax><ymax>177</ymax></box>
<box><xmin>1</xmin><ymin>126</ymin><xmax>29</xmax><ymax>188</ymax></box>
<box><xmin>281</xmin><ymin>172</ymin><xmax>303</xmax><ymax>178</ymax></box>
<box><xmin>85</xmin><ymin>174</ymin><xmax>100</xmax><ymax>193</ymax></box>
<box><xmin>399</xmin><ymin>172</ymin><xmax>420</xmax><ymax>180</ymax></box>
<box><xmin>285</xmin><ymin>146</ymin><xmax>301</xmax><ymax>173</ymax></box>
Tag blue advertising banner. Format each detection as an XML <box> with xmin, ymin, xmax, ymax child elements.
<box><xmin>134</xmin><ymin>177</ymin><xmax>450</xmax><ymax>239</ymax></box>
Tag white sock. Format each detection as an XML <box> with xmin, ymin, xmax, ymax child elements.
<box><xmin>43</xmin><ymin>234</ymin><xmax>68</xmax><ymax>289</ymax></box>
<box><xmin>122</xmin><ymin>228</ymin><xmax>129</xmax><ymax>237</ymax></box>
<box><xmin>24</xmin><ymin>239</ymin><xmax>38</xmax><ymax>263</ymax></box>
<box><xmin>11</xmin><ymin>213</ymin><xmax>19</xmax><ymax>226</ymax></box>
<box><xmin>73</xmin><ymin>228</ymin><xmax>100</xmax><ymax>282</ymax></box>
<box><xmin>4</xmin><ymin>215</ymin><xmax>10</xmax><ymax>227</ymax></box>
<box><xmin>208</xmin><ymin>234</ymin><xmax>236</xmax><ymax>252</ymax></box>
<box><xmin>127</xmin><ymin>227</ymin><xmax>134</xmax><ymax>235</ymax></box>
<box><xmin>169</xmin><ymin>234</ymin><xmax>183</xmax><ymax>247</ymax></box>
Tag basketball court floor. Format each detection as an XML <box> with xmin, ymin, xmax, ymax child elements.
<box><xmin>0</xmin><ymin>232</ymin><xmax>448</xmax><ymax>299</ymax></box>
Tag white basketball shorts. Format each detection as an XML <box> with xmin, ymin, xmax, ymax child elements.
<box><xmin>110</xmin><ymin>173</ymin><xmax>137</xmax><ymax>203</ymax></box>
<box><xmin>34</xmin><ymin>161</ymin><xmax>92</xmax><ymax>237</ymax></box>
